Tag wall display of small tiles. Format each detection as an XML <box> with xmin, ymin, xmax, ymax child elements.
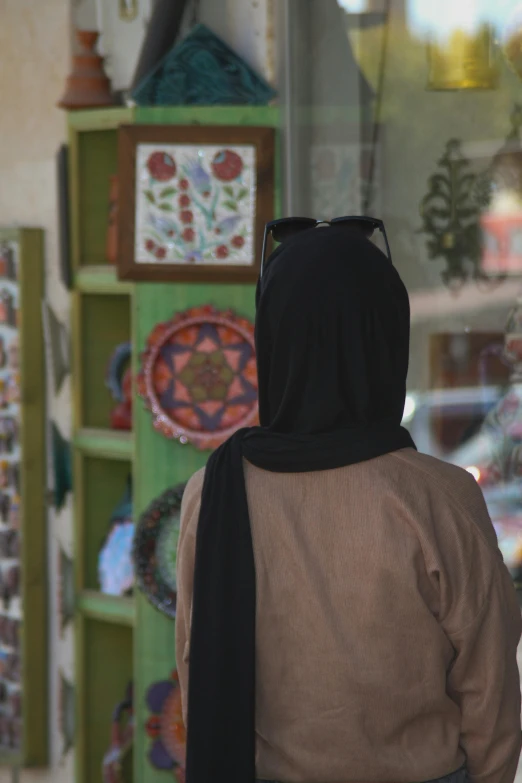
<box><xmin>0</xmin><ymin>229</ymin><xmax>46</xmax><ymax>766</ymax></box>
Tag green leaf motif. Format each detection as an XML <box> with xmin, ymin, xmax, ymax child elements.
<box><xmin>237</xmin><ymin>187</ymin><xmax>248</xmax><ymax>201</ymax></box>
<box><xmin>160</xmin><ymin>187</ymin><xmax>177</xmax><ymax>198</ymax></box>
<box><xmin>223</xmin><ymin>200</ymin><xmax>238</xmax><ymax>211</ymax></box>
<box><xmin>144</xmin><ymin>190</ymin><xmax>155</xmax><ymax>204</ymax></box>
<box><xmin>158</xmin><ymin>203</ymin><xmax>174</xmax><ymax>212</ymax></box>
<box><xmin>223</xmin><ymin>185</ymin><xmax>235</xmax><ymax>197</ymax></box>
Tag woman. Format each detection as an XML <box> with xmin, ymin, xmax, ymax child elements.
<box><xmin>176</xmin><ymin>223</ymin><xmax>522</xmax><ymax>783</ymax></box>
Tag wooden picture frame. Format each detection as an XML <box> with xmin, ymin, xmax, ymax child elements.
<box><xmin>117</xmin><ymin>124</ymin><xmax>275</xmax><ymax>283</ymax></box>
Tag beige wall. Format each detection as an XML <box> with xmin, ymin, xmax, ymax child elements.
<box><xmin>0</xmin><ymin>0</ymin><xmax>73</xmax><ymax>780</ymax></box>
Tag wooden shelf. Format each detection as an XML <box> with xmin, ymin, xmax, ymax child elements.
<box><xmin>76</xmin><ymin>265</ymin><xmax>133</xmax><ymax>295</ymax></box>
<box><xmin>77</xmin><ymin>590</ymin><xmax>135</xmax><ymax>627</ymax></box>
<box><xmin>74</xmin><ymin>428</ymin><xmax>134</xmax><ymax>460</ymax></box>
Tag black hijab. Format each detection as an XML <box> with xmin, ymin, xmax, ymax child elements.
<box><xmin>185</xmin><ymin>226</ymin><xmax>415</xmax><ymax>783</ymax></box>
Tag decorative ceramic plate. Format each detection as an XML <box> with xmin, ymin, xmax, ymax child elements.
<box><xmin>133</xmin><ymin>484</ymin><xmax>186</xmax><ymax>619</ymax></box>
<box><xmin>146</xmin><ymin>670</ymin><xmax>185</xmax><ymax>780</ymax></box>
<box><xmin>137</xmin><ymin>305</ymin><xmax>258</xmax><ymax>450</ymax></box>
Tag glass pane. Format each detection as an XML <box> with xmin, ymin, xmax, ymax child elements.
<box><xmin>284</xmin><ymin>0</ymin><xmax>522</xmax><ymax>776</ymax></box>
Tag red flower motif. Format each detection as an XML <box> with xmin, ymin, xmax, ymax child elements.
<box><xmin>203</xmin><ymin>191</ymin><xmax>211</xmax><ymax>198</ymax></box>
<box><xmin>180</xmin><ymin>210</ymin><xmax>193</xmax><ymax>224</ymax></box>
<box><xmin>211</xmin><ymin>150</ymin><xmax>244</xmax><ymax>182</ymax></box>
<box><xmin>179</xmin><ymin>194</ymin><xmax>191</xmax><ymax>208</ymax></box>
<box><xmin>146</xmin><ymin>151</ymin><xmax>176</xmax><ymax>182</ymax></box>
<box><xmin>145</xmin><ymin>239</ymin><xmax>155</xmax><ymax>252</ymax></box>
<box><xmin>155</xmin><ymin>247</ymin><xmax>167</xmax><ymax>260</ymax></box>
<box><xmin>182</xmin><ymin>228</ymin><xmax>195</xmax><ymax>242</ymax></box>
<box><xmin>179</xmin><ymin>178</ymin><xmax>189</xmax><ymax>190</ymax></box>
<box><xmin>231</xmin><ymin>235</ymin><xmax>245</xmax><ymax>248</ymax></box>
<box><xmin>216</xmin><ymin>245</ymin><xmax>229</xmax><ymax>259</ymax></box>
<box><xmin>146</xmin><ymin>715</ymin><xmax>161</xmax><ymax>738</ymax></box>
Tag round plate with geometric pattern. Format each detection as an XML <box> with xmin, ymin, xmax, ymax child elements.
<box><xmin>132</xmin><ymin>484</ymin><xmax>186</xmax><ymax>619</ymax></box>
<box><xmin>137</xmin><ymin>305</ymin><xmax>258</xmax><ymax>450</ymax></box>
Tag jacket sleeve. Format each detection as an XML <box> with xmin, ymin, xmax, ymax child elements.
<box><xmin>175</xmin><ymin>469</ymin><xmax>204</xmax><ymax>727</ymax></box>
<box><xmin>445</xmin><ymin>540</ymin><xmax>522</xmax><ymax>783</ymax></box>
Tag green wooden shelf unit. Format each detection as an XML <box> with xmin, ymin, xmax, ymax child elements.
<box><xmin>68</xmin><ymin>105</ymin><xmax>280</xmax><ymax>783</ymax></box>
<box><xmin>0</xmin><ymin>228</ymin><xmax>47</xmax><ymax>767</ymax></box>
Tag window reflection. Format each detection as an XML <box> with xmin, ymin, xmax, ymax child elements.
<box><xmin>285</xmin><ymin>0</ymin><xmax>522</xmax><ymax>765</ymax></box>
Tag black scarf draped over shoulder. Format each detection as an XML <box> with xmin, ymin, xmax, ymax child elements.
<box><xmin>185</xmin><ymin>225</ymin><xmax>416</xmax><ymax>783</ymax></box>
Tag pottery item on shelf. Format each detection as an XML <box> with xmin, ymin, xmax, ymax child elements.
<box><xmin>98</xmin><ymin>478</ymin><xmax>134</xmax><ymax>596</ymax></box>
<box><xmin>106</xmin><ymin>175</ymin><xmax>120</xmax><ymax>265</ymax></box>
<box><xmin>102</xmin><ymin>682</ymin><xmax>134</xmax><ymax>783</ymax></box>
<box><xmin>132</xmin><ymin>23</ymin><xmax>277</xmax><ymax>106</ymax></box>
<box><xmin>58</xmin><ymin>30</ymin><xmax>113</xmax><ymax>110</ymax></box>
<box><xmin>106</xmin><ymin>342</ymin><xmax>132</xmax><ymax>431</ymax></box>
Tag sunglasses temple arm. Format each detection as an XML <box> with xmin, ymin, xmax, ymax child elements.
<box><xmin>260</xmin><ymin>228</ymin><xmax>269</xmax><ymax>278</ymax></box>
<box><xmin>381</xmin><ymin>226</ymin><xmax>393</xmax><ymax>265</ymax></box>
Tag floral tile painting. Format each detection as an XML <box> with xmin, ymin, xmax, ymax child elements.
<box><xmin>135</xmin><ymin>144</ymin><xmax>257</xmax><ymax>267</ymax></box>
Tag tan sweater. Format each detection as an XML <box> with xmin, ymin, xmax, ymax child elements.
<box><xmin>176</xmin><ymin>448</ymin><xmax>522</xmax><ymax>783</ymax></box>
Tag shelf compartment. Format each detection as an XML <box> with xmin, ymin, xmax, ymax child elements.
<box><xmin>75</xmin><ymin>291</ymin><xmax>131</xmax><ymax>429</ymax></box>
<box><xmin>77</xmin><ymin>590</ymin><xmax>134</xmax><ymax>627</ymax></box>
<box><xmin>74</xmin><ymin>428</ymin><xmax>133</xmax><ymax>460</ymax></box>
<box><xmin>82</xmin><ymin>619</ymin><xmax>133</xmax><ymax>783</ymax></box>
<box><xmin>77</xmin><ymin>454</ymin><xmax>133</xmax><ymax>593</ymax></box>
<box><xmin>76</xmin><ymin>265</ymin><xmax>133</xmax><ymax>295</ymax></box>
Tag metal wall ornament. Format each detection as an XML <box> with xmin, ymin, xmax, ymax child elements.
<box><xmin>137</xmin><ymin>305</ymin><xmax>259</xmax><ymax>450</ymax></box>
<box><xmin>132</xmin><ymin>483</ymin><xmax>186</xmax><ymax>619</ymax></box>
<box><xmin>420</xmin><ymin>139</ymin><xmax>483</xmax><ymax>290</ymax></box>
<box><xmin>145</xmin><ymin>670</ymin><xmax>185</xmax><ymax>782</ymax></box>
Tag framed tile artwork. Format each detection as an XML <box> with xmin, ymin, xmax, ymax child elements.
<box><xmin>117</xmin><ymin>124</ymin><xmax>275</xmax><ymax>282</ymax></box>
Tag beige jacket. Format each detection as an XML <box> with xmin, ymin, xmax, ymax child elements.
<box><xmin>176</xmin><ymin>448</ymin><xmax>522</xmax><ymax>783</ymax></box>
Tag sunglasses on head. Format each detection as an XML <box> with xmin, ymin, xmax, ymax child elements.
<box><xmin>260</xmin><ymin>216</ymin><xmax>392</xmax><ymax>278</ymax></box>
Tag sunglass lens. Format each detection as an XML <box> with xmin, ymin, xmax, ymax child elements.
<box><xmin>270</xmin><ymin>219</ymin><xmax>317</xmax><ymax>244</ymax></box>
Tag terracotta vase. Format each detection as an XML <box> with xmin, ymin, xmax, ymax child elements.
<box><xmin>106</xmin><ymin>175</ymin><xmax>119</xmax><ymax>265</ymax></box>
<box><xmin>58</xmin><ymin>29</ymin><xmax>113</xmax><ymax>110</ymax></box>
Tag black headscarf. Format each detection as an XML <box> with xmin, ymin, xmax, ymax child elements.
<box><xmin>185</xmin><ymin>226</ymin><xmax>416</xmax><ymax>783</ymax></box>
